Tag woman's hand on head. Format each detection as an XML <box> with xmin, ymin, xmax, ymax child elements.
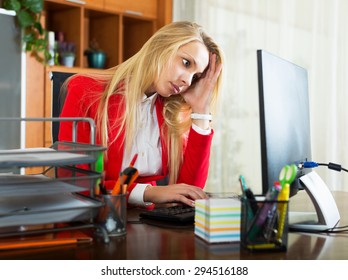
<box><xmin>181</xmin><ymin>52</ymin><xmax>223</xmax><ymax>113</ymax></box>
<box><xmin>143</xmin><ymin>184</ymin><xmax>208</xmax><ymax>207</ymax></box>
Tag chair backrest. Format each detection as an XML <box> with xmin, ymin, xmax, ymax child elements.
<box><xmin>51</xmin><ymin>71</ymin><xmax>75</xmax><ymax>143</ymax></box>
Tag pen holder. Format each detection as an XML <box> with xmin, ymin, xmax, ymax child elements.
<box><xmin>95</xmin><ymin>193</ymin><xmax>127</xmax><ymax>237</ymax></box>
<box><xmin>241</xmin><ymin>196</ymin><xmax>288</xmax><ymax>251</ymax></box>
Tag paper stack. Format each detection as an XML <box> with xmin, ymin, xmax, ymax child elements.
<box><xmin>195</xmin><ymin>198</ymin><xmax>241</xmax><ymax>243</ymax></box>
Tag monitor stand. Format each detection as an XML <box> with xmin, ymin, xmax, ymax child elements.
<box><xmin>289</xmin><ymin>170</ymin><xmax>340</xmax><ymax>231</ymax></box>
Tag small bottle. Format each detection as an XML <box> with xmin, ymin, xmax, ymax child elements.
<box><xmin>48</xmin><ymin>31</ymin><xmax>55</xmax><ymax>66</ymax></box>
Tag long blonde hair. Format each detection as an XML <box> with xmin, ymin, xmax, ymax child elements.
<box><xmin>66</xmin><ymin>21</ymin><xmax>223</xmax><ymax>184</ymax></box>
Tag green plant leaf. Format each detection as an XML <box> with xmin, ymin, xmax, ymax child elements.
<box><xmin>2</xmin><ymin>0</ymin><xmax>22</xmax><ymax>12</ymax></box>
<box><xmin>17</xmin><ymin>10</ymin><xmax>35</xmax><ymax>28</ymax></box>
<box><xmin>22</xmin><ymin>32</ymin><xmax>34</xmax><ymax>43</ymax></box>
<box><xmin>22</xmin><ymin>0</ymin><xmax>43</xmax><ymax>13</ymax></box>
<box><xmin>25</xmin><ymin>41</ymin><xmax>33</xmax><ymax>51</ymax></box>
<box><xmin>33</xmin><ymin>21</ymin><xmax>44</xmax><ymax>35</ymax></box>
<box><xmin>34</xmin><ymin>38</ymin><xmax>48</xmax><ymax>51</ymax></box>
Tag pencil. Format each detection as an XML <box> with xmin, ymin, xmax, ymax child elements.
<box><xmin>111</xmin><ymin>173</ymin><xmax>127</xmax><ymax>195</ymax></box>
<box><xmin>111</xmin><ymin>153</ymin><xmax>138</xmax><ymax>195</ymax></box>
<box><xmin>0</xmin><ymin>238</ymin><xmax>92</xmax><ymax>251</ymax></box>
<box><xmin>122</xmin><ymin>184</ymin><xmax>128</xmax><ymax>194</ymax></box>
<box><xmin>130</xmin><ymin>153</ymin><xmax>138</xmax><ymax>167</ymax></box>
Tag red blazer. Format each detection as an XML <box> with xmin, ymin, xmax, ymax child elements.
<box><xmin>59</xmin><ymin>76</ymin><xmax>213</xmax><ymax>197</ymax></box>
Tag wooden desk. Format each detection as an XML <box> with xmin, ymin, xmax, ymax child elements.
<box><xmin>1</xmin><ymin>191</ymin><xmax>348</xmax><ymax>260</ymax></box>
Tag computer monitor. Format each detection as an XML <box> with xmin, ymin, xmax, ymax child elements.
<box><xmin>257</xmin><ymin>49</ymin><xmax>311</xmax><ymax>197</ymax></box>
<box><xmin>257</xmin><ymin>50</ymin><xmax>340</xmax><ymax>231</ymax></box>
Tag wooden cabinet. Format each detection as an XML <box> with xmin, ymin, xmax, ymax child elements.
<box><xmin>25</xmin><ymin>0</ymin><xmax>172</xmax><ymax>152</ymax></box>
<box><xmin>48</xmin><ymin>0</ymin><xmax>104</xmax><ymax>10</ymax></box>
<box><xmin>104</xmin><ymin>0</ymin><xmax>157</xmax><ymax>19</ymax></box>
<box><xmin>43</xmin><ymin>0</ymin><xmax>171</xmax><ymax>68</ymax></box>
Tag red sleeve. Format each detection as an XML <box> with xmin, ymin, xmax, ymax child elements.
<box><xmin>58</xmin><ymin>76</ymin><xmax>101</xmax><ymax>144</ymax></box>
<box><xmin>177</xmin><ymin>128</ymin><xmax>214</xmax><ymax>188</ymax></box>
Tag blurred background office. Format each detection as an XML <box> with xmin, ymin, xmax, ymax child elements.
<box><xmin>173</xmin><ymin>0</ymin><xmax>348</xmax><ymax>194</ymax></box>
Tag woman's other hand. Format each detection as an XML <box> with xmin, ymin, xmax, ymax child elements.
<box><xmin>182</xmin><ymin>52</ymin><xmax>223</xmax><ymax>114</ymax></box>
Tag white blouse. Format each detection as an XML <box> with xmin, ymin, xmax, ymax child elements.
<box><xmin>123</xmin><ymin>93</ymin><xmax>211</xmax><ymax>206</ymax></box>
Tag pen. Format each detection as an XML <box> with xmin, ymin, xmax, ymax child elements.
<box><xmin>122</xmin><ymin>184</ymin><xmax>128</xmax><ymax>194</ymax></box>
<box><xmin>111</xmin><ymin>166</ymin><xmax>139</xmax><ymax>195</ymax></box>
<box><xmin>239</xmin><ymin>175</ymin><xmax>248</xmax><ymax>193</ymax></box>
<box><xmin>239</xmin><ymin>175</ymin><xmax>258</xmax><ymax>216</ymax></box>
<box><xmin>247</xmin><ymin>243</ymin><xmax>276</xmax><ymax>250</ymax></box>
<box><xmin>247</xmin><ymin>182</ymin><xmax>281</xmax><ymax>241</ymax></box>
<box><xmin>245</xmin><ymin>189</ymin><xmax>258</xmax><ymax>216</ymax></box>
<box><xmin>129</xmin><ymin>153</ymin><xmax>138</xmax><ymax>167</ymax></box>
<box><xmin>111</xmin><ymin>153</ymin><xmax>138</xmax><ymax>195</ymax></box>
<box><xmin>120</xmin><ymin>167</ymin><xmax>138</xmax><ymax>191</ymax></box>
<box><xmin>111</xmin><ymin>173</ymin><xmax>124</xmax><ymax>195</ymax></box>
<box><xmin>263</xmin><ymin>202</ymin><xmax>278</xmax><ymax>242</ymax></box>
<box><xmin>0</xmin><ymin>238</ymin><xmax>92</xmax><ymax>251</ymax></box>
<box><xmin>276</xmin><ymin>164</ymin><xmax>296</xmax><ymax>241</ymax></box>
<box><xmin>95</xmin><ymin>153</ymin><xmax>104</xmax><ymax>195</ymax></box>
<box><xmin>276</xmin><ymin>183</ymin><xmax>290</xmax><ymax>241</ymax></box>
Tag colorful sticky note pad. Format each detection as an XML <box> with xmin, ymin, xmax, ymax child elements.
<box><xmin>195</xmin><ymin>198</ymin><xmax>241</xmax><ymax>243</ymax></box>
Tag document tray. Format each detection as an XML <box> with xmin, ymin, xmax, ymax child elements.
<box><xmin>0</xmin><ymin>193</ymin><xmax>102</xmax><ymax>229</ymax></box>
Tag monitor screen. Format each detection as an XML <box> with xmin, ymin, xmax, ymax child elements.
<box><xmin>257</xmin><ymin>50</ymin><xmax>312</xmax><ymax>197</ymax></box>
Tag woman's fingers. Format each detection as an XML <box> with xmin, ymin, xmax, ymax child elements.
<box><xmin>144</xmin><ymin>184</ymin><xmax>208</xmax><ymax>205</ymax></box>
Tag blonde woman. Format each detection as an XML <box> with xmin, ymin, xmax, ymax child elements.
<box><xmin>59</xmin><ymin>21</ymin><xmax>223</xmax><ymax>208</ymax></box>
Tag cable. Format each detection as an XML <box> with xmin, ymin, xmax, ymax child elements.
<box><xmin>290</xmin><ymin>224</ymin><xmax>348</xmax><ymax>234</ymax></box>
<box><xmin>300</xmin><ymin>161</ymin><xmax>348</xmax><ymax>173</ymax></box>
<box><xmin>317</xmin><ymin>162</ymin><xmax>348</xmax><ymax>173</ymax></box>
<box><xmin>322</xmin><ymin>225</ymin><xmax>348</xmax><ymax>234</ymax></box>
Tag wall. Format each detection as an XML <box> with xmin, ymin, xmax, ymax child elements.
<box><xmin>174</xmin><ymin>0</ymin><xmax>348</xmax><ymax>194</ymax></box>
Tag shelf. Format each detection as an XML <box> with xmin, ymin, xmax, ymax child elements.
<box><xmin>123</xmin><ymin>16</ymin><xmax>155</xmax><ymax>61</ymax></box>
<box><xmin>84</xmin><ymin>9</ymin><xmax>120</xmax><ymax>68</ymax></box>
<box><xmin>44</xmin><ymin>0</ymin><xmax>158</xmax><ymax>68</ymax></box>
<box><xmin>104</xmin><ymin>0</ymin><xmax>157</xmax><ymax>19</ymax></box>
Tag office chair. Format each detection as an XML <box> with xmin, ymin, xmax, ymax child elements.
<box><xmin>51</xmin><ymin>71</ymin><xmax>75</xmax><ymax>143</ymax></box>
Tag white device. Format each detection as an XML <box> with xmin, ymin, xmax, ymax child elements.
<box><xmin>289</xmin><ymin>170</ymin><xmax>340</xmax><ymax>231</ymax></box>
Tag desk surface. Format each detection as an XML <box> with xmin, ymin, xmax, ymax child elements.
<box><xmin>1</xmin><ymin>191</ymin><xmax>348</xmax><ymax>260</ymax></box>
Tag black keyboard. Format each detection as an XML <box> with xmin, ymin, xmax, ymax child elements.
<box><xmin>139</xmin><ymin>205</ymin><xmax>195</xmax><ymax>223</ymax></box>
